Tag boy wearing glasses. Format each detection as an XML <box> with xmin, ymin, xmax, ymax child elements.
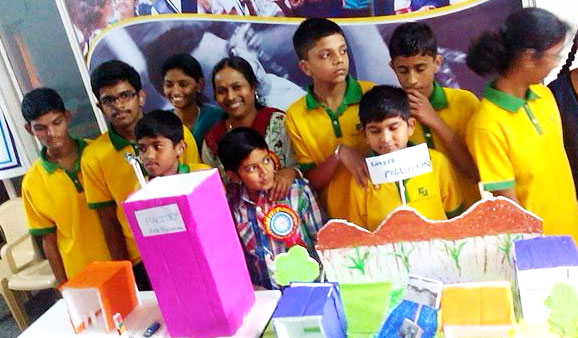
<box><xmin>81</xmin><ymin>60</ymin><xmax>201</xmax><ymax>290</ymax></box>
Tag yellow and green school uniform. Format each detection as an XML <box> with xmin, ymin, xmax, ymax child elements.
<box><xmin>466</xmin><ymin>83</ymin><xmax>578</xmax><ymax>242</ymax></box>
<box><xmin>81</xmin><ymin>126</ymin><xmax>201</xmax><ymax>263</ymax></box>
<box><xmin>22</xmin><ymin>138</ymin><xmax>110</xmax><ymax>278</ymax></box>
<box><xmin>410</xmin><ymin>82</ymin><xmax>480</xmax><ymax>207</ymax></box>
<box><xmin>285</xmin><ymin>75</ymin><xmax>374</xmax><ymax>219</ymax></box>
<box><xmin>348</xmin><ymin>148</ymin><xmax>463</xmax><ymax>231</ymax></box>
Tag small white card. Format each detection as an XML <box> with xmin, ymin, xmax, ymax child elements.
<box><xmin>365</xmin><ymin>143</ymin><xmax>432</xmax><ymax>184</ymax></box>
<box><xmin>134</xmin><ymin>203</ymin><xmax>186</xmax><ymax>237</ymax></box>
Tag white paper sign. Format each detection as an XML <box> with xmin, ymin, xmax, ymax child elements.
<box><xmin>134</xmin><ymin>203</ymin><xmax>186</xmax><ymax>236</ymax></box>
<box><xmin>365</xmin><ymin>143</ymin><xmax>432</xmax><ymax>184</ymax></box>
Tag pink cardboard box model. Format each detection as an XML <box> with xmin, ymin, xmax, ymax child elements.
<box><xmin>122</xmin><ymin>169</ymin><xmax>255</xmax><ymax>337</ymax></box>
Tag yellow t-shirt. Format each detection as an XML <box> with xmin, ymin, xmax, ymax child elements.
<box><xmin>81</xmin><ymin>126</ymin><xmax>200</xmax><ymax>263</ymax></box>
<box><xmin>466</xmin><ymin>83</ymin><xmax>578</xmax><ymax>242</ymax></box>
<box><xmin>410</xmin><ymin>82</ymin><xmax>480</xmax><ymax>207</ymax></box>
<box><xmin>22</xmin><ymin>138</ymin><xmax>110</xmax><ymax>278</ymax></box>
<box><xmin>285</xmin><ymin>75</ymin><xmax>374</xmax><ymax>219</ymax></box>
<box><xmin>348</xmin><ymin>148</ymin><xmax>463</xmax><ymax>231</ymax></box>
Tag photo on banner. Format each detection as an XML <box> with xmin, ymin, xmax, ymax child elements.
<box><xmin>86</xmin><ymin>0</ymin><xmax>521</xmax><ymax>115</ymax></box>
<box><xmin>63</xmin><ymin>0</ymin><xmax>522</xmax><ymax>57</ymax></box>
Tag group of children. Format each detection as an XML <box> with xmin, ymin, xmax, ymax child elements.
<box><xmin>20</xmin><ymin>8</ymin><xmax>578</xmax><ymax>290</ymax></box>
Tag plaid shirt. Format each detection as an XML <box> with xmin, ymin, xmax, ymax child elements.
<box><xmin>229</xmin><ymin>178</ymin><xmax>325</xmax><ymax>289</ymax></box>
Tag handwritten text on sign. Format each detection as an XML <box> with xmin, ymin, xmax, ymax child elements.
<box><xmin>366</xmin><ymin>143</ymin><xmax>432</xmax><ymax>184</ymax></box>
<box><xmin>134</xmin><ymin>203</ymin><xmax>186</xmax><ymax>237</ymax></box>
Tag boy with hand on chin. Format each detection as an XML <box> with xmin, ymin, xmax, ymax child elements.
<box><xmin>349</xmin><ymin>85</ymin><xmax>462</xmax><ymax>231</ymax></box>
<box><xmin>81</xmin><ymin>60</ymin><xmax>201</xmax><ymax>290</ymax></box>
<box><xmin>388</xmin><ymin>22</ymin><xmax>480</xmax><ymax>207</ymax></box>
<box><xmin>285</xmin><ymin>18</ymin><xmax>374</xmax><ymax>219</ymax></box>
<box><xmin>21</xmin><ymin>88</ymin><xmax>110</xmax><ymax>285</ymax></box>
<box><xmin>218</xmin><ymin>127</ymin><xmax>324</xmax><ymax>290</ymax></box>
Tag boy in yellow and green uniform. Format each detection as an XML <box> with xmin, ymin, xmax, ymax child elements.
<box><xmin>285</xmin><ymin>18</ymin><xmax>374</xmax><ymax>219</ymax></box>
<box><xmin>135</xmin><ymin>110</ymin><xmax>210</xmax><ymax>179</ymax></box>
<box><xmin>467</xmin><ymin>83</ymin><xmax>578</xmax><ymax>242</ymax></box>
<box><xmin>388</xmin><ymin>22</ymin><xmax>480</xmax><ymax>207</ymax></box>
<box><xmin>349</xmin><ymin>85</ymin><xmax>462</xmax><ymax>231</ymax></box>
<box><xmin>21</xmin><ymin>88</ymin><xmax>110</xmax><ymax>285</ymax></box>
<box><xmin>82</xmin><ymin>61</ymin><xmax>201</xmax><ymax>290</ymax></box>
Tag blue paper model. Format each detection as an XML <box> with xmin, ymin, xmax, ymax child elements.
<box><xmin>377</xmin><ymin>300</ymin><xmax>438</xmax><ymax>338</ymax></box>
<box><xmin>272</xmin><ymin>283</ymin><xmax>347</xmax><ymax>338</ymax></box>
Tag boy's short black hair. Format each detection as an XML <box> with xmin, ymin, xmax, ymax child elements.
<box><xmin>293</xmin><ymin>18</ymin><xmax>345</xmax><ymax>60</ymax></box>
<box><xmin>389</xmin><ymin>22</ymin><xmax>437</xmax><ymax>58</ymax></box>
<box><xmin>90</xmin><ymin>60</ymin><xmax>142</xmax><ymax>99</ymax></box>
<box><xmin>217</xmin><ymin>127</ymin><xmax>268</xmax><ymax>172</ymax></box>
<box><xmin>135</xmin><ymin>110</ymin><xmax>183</xmax><ymax>144</ymax></box>
<box><xmin>21</xmin><ymin>88</ymin><xmax>66</xmax><ymax>123</ymax></box>
<box><xmin>359</xmin><ymin>85</ymin><xmax>410</xmax><ymax>126</ymax></box>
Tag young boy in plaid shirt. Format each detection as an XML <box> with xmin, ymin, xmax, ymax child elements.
<box><xmin>218</xmin><ymin>127</ymin><xmax>325</xmax><ymax>289</ymax></box>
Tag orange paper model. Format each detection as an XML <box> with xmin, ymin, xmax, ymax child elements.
<box><xmin>442</xmin><ymin>281</ymin><xmax>515</xmax><ymax>338</ymax></box>
<box><xmin>61</xmin><ymin>261</ymin><xmax>139</xmax><ymax>333</ymax></box>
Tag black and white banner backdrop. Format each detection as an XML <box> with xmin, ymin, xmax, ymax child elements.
<box><xmin>87</xmin><ymin>0</ymin><xmax>522</xmax><ymax>114</ymax></box>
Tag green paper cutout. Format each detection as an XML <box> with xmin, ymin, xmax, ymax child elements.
<box><xmin>273</xmin><ymin>245</ymin><xmax>320</xmax><ymax>286</ymax></box>
<box><xmin>340</xmin><ymin>282</ymin><xmax>392</xmax><ymax>337</ymax></box>
<box><xmin>545</xmin><ymin>283</ymin><xmax>578</xmax><ymax>337</ymax></box>
<box><xmin>346</xmin><ymin>247</ymin><xmax>370</xmax><ymax>275</ymax></box>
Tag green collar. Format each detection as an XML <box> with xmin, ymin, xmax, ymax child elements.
<box><xmin>40</xmin><ymin>137</ymin><xmax>87</xmax><ymax>174</ymax></box>
<box><xmin>108</xmin><ymin>126</ymin><xmax>135</xmax><ymax>151</ymax></box>
<box><xmin>429</xmin><ymin>82</ymin><xmax>448</xmax><ymax>110</ymax></box>
<box><xmin>483</xmin><ymin>81</ymin><xmax>540</xmax><ymax>113</ymax></box>
<box><xmin>177</xmin><ymin>163</ymin><xmax>190</xmax><ymax>174</ymax></box>
<box><xmin>305</xmin><ymin>75</ymin><xmax>362</xmax><ymax>111</ymax></box>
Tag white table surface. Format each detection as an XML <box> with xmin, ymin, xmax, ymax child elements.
<box><xmin>18</xmin><ymin>290</ymin><xmax>281</xmax><ymax>338</ymax></box>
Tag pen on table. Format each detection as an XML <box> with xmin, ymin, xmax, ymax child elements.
<box><xmin>144</xmin><ymin>321</ymin><xmax>161</xmax><ymax>337</ymax></box>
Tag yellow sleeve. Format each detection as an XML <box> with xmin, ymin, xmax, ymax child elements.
<box><xmin>434</xmin><ymin>152</ymin><xmax>463</xmax><ymax>217</ymax></box>
<box><xmin>285</xmin><ymin>108</ymin><xmax>315</xmax><ymax>170</ymax></box>
<box><xmin>347</xmin><ymin>178</ymin><xmax>369</xmax><ymax>230</ymax></box>
<box><xmin>467</xmin><ymin>125</ymin><xmax>514</xmax><ymax>191</ymax></box>
<box><xmin>21</xmin><ymin>173</ymin><xmax>55</xmax><ymax>235</ymax></box>
<box><xmin>182</xmin><ymin>126</ymin><xmax>201</xmax><ymax>164</ymax></box>
<box><xmin>81</xmin><ymin>148</ymin><xmax>115</xmax><ymax>208</ymax></box>
<box><xmin>454</xmin><ymin>90</ymin><xmax>480</xmax><ymax>141</ymax></box>
<box><xmin>188</xmin><ymin>163</ymin><xmax>212</xmax><ymax>171</ymax></box>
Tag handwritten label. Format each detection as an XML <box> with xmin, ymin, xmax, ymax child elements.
<box><xmin>134</xmin><ymin>203</ymin><xmax>186</xmax><ymax>237</ymax></box>
<box><xmin>366</xmin><ymin>143</ymin><xmax>432</xmax><ymax>184</ymax></box>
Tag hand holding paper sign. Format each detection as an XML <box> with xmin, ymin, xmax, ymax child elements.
<box><xmin>365</xmin><ymin>143</ymin><xmax>432</xmax><ymax>204</ymax></box>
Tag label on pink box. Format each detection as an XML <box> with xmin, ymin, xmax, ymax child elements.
<box><xmin>134</xmin><ymin>203</ymin><xmax>186</xmax><ymax>236</ymax></box>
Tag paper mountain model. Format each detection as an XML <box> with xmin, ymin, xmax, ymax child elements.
<box><xmin>316</xmin><ymin>197</ymin><xmax>542</xmax><ymax>290</ymax></box>
<box><xmin>514</xmin><ymin>236</ymin><xmax>578</xmax><ymax>322</ymax></box>
<box><xmin>441</xmin><ymin>281</ymin><xmax>515</xmax><ymax>338</ymax></box>
<box><xmin>122</xmin><ymin>169</ymin><xmax>255</xmax><ymax>338</ymax></box>
<box><xmin>61</xmin><ymin>261</ymin><xmax>138</xmax><ymax>333</ymax></box>
<box><xmin>272</xmin><ymin>283</ymin><xmax>347</xmax><ymax>338</ymax></box>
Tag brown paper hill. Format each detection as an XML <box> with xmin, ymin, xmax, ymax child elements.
<box><xmin>317</xmin><ymin>197</ymin><xmax>542</xmax><ymax>250</ymax></box>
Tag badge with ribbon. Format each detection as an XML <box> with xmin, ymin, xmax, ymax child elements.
<box><xmin>262</xmin><ymin>204</ymin><xmax>304</xmax><ymax>247</ymax></box>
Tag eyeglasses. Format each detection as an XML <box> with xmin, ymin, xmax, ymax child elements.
<box><xmin>99</xmin><ymin>91</ymin><xmax>137</xmax><ymax>107</ymax></box>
